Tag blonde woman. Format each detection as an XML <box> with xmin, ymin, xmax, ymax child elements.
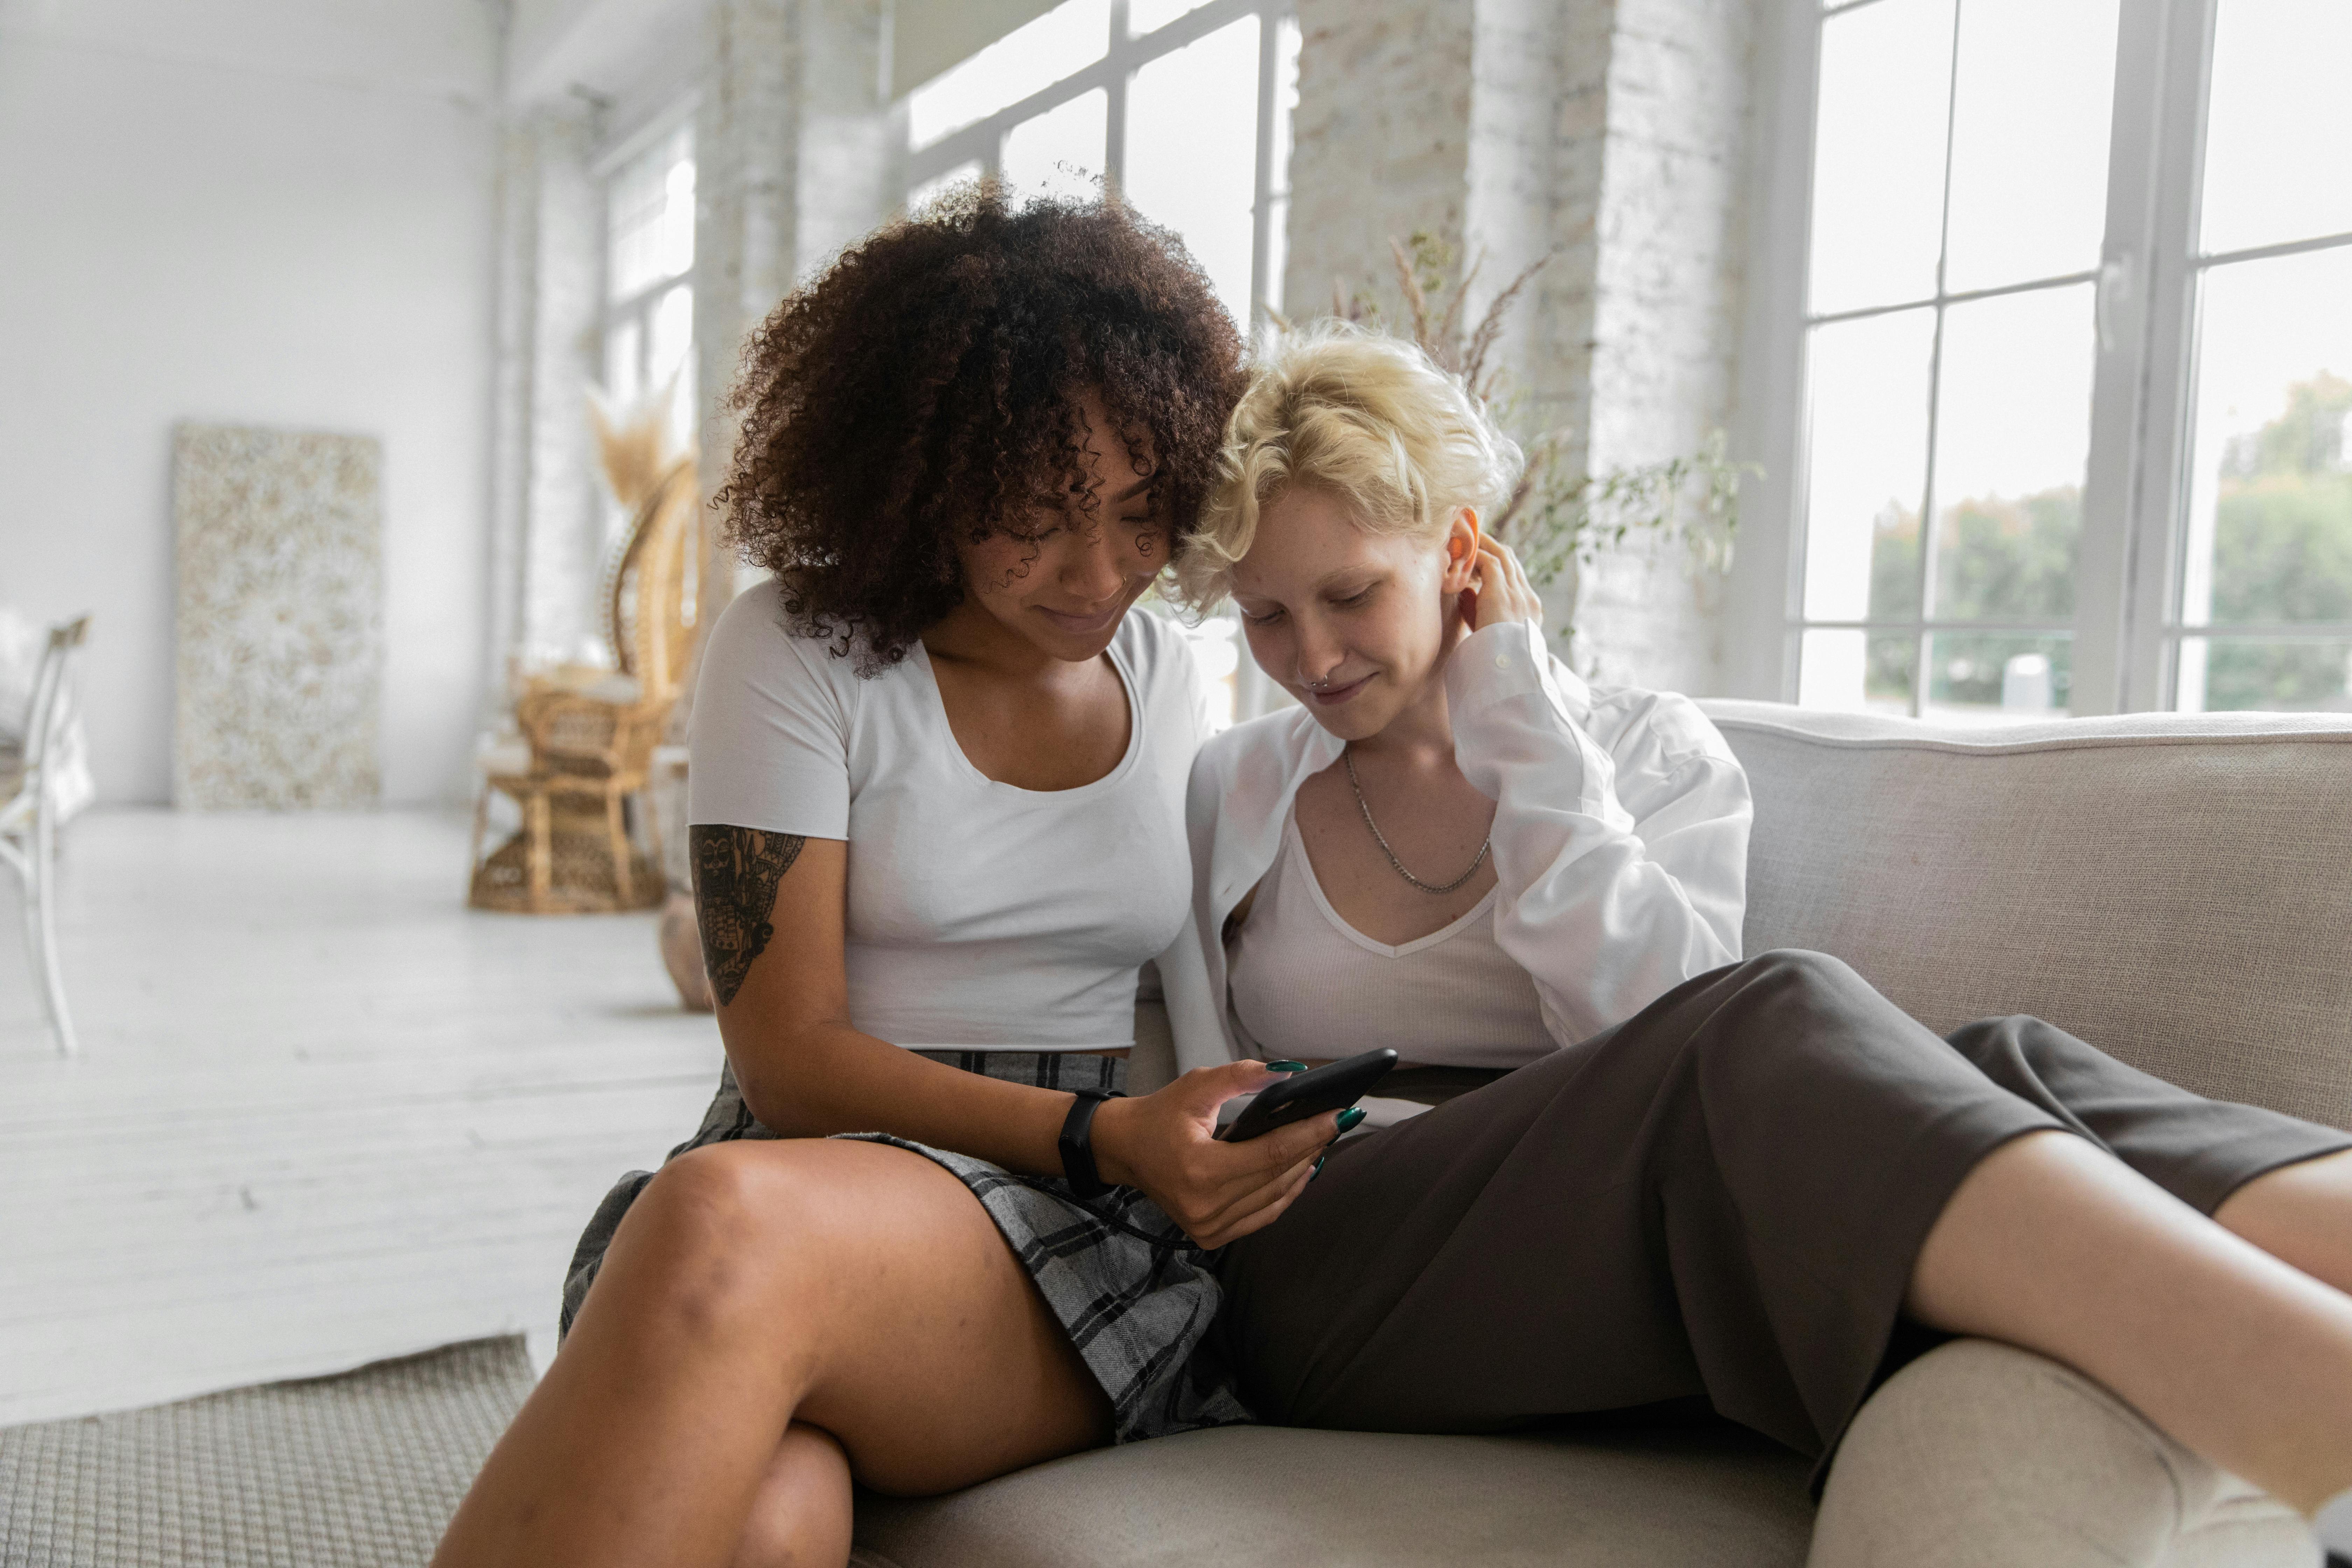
<box><xmin>1164</xmin><ymin>323</ymin><xmax>2352</xmax><ymax>1551</ymax></box>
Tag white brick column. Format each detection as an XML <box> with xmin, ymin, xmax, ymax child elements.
<box><xmin>692</xmin><ymin>0</ymin><xmax>800</xmax><ymax>596</ymax></box>
<box><xmin>1283</xmin><ymin>0</ymin><xmax>1474</xmax><ymax>321</ymax></box>
<box><xmin>1285</xmin><ymin>0</ymin><xmax>1758</xmax><ymax>696</ymax></box>
<box><xmin>1576</xmin><ymin>0</ymin><xmax>1756</xmax><ymax>694</ymax></box>
<box><xmin>691</xmin><ymin>0</ymin><xmax>900</xmax><ymax>619</ymax></box>
<box><xmin>486</xmin><ymin>102</ymin><xmax>603</xmax><ymax>707</ymax></box>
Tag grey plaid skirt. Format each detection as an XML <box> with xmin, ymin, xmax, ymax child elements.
<box><xmin>559</xmin><ymin>1051</ymin><xmax>1253</xmax><ymax>1443</ymax></box>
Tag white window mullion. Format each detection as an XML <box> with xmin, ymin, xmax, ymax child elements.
<box><xmin>1904</xmin><ymin>0</ymin><xmax>1967</xmax><ymax>719</ymax></box>
<box><xmin>1104</xmin><ymin>0</ymin><xmax>1131</xmax><ymax>191</ymax></box>
<box><xmin>1760</xmin><ymin>0</ymin><xmax>1826</xmax><ymax>704</ymax></box>
<box><xmin>2118</xmin><ymin>0</ymin><xmax>2221</xmax><ymax>712</ymax></box>
<box><xmin>1246</xmin><ymin>5</ymin><xmax>1279</xmax><ymax>328</ymax></box>
<box><xmin>2070</xmin><ymin>0</ymin><xmax>2181</xmax><ymax>715</ymax></box>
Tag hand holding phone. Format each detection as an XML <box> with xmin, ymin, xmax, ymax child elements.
<box><xmin>1219</xmin><ymin>1049</ymin><xmax>1399</xmax><ymax>1142</ymax></box>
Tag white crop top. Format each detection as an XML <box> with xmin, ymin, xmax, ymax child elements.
<box><xmin>688</xmin><ymin>579</ymin><xmax>1209</xmax><ymax>1052</ymax></box>
<box><xmin>1225</xmin><ymin>805</ymin><xmax>1554</xmax><ymax>1070</ymax></box>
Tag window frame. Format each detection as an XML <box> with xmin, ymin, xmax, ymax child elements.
<box><xmin>1754</xmin><ymin>0</ymin><xmax>2352</xmax><ymax>717</ymax></box>
<box><xmin>595</xmin><ymin>108</ymin><xmax>699</xmax><ymax>451</ymax></box>
<box><xmin>903</xmin><ymin>0</ymin><xmax>1298</xmax><ymax>330</ymax></box>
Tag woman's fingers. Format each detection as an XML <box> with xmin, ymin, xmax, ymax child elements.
<box><xmin>1105</xmin><ymin>1071</ymin><xmax>1340</xmax><ymax>1238</ymax></box>
<box><xmin>1251</xmin><ymin>1106</ymin><xmax>1339</xmax><ymax>1167</ymax></box>
<box><xmin>1212</xmin><ymin>1108</ymin><xmax>1336</xmax><ymax>1190</ymax></box>
<box><xmin>1193</xmin><ymin>1152</ymin><xmax>1322</xmax><ymax>1249</ymax></box>
<box><xmin>1471</xmin><ymin>540</ymin><xmax>1507</xmax><ymax>629</ymax></box>
<box><xmin>1472</xmin><ymin>537</ymin><xmax>1542</xmax><ymax>629</ymax></box>
<box><xmin>1167</xmin><ymin>1060</ymin><xmax>1289</xmax><ymax>1130</ymax></box>
<box><xmin>1177</xmin><ymin>1108</ymin><xmax>1334</xmax><ymax>1211</ymax></box>
<box><xmin>1182</xmin><ymin>1116</ymin><xmax>1336</xmax><ymax>1243</ymax></box>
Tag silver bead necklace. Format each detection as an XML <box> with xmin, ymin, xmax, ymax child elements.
<box><xmin>1342</xmin><ymin>747</ymin><xmax>1491</xmax><ymax>895</ymax></box>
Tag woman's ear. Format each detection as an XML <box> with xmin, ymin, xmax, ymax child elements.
<box><xmin>1440</xmin><ymin>507</ymin><xmax>1482</xmax><ymax>593</ymax></box>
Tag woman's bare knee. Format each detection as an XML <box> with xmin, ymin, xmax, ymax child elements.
<box><xmin>597</xmin><ymin>1142</ymin><xmax>836</xmax><ymax>1350</ymax></box>
<box><xmin>594</xmin><ymin>1139</ymin><xmax>1111</xmax><ymax>1499</ymax></box>
<box><xmin>729</xmin><ymin>1423</ymin><xmax>853</xmax><ymax>1568</ymax></box>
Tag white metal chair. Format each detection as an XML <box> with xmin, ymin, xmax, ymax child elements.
<box><xmin>1</xmin><ymin>616</ymin><xmax>90</xmax><ymax>1056</ymax></box>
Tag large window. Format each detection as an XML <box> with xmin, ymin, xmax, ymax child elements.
<box><xmin>1784</xmin><ymin>0</ymin><xmax>2352</xmax><ymax>719</ymax></box>
<box><xmin>601</xmin><ymin>119</ymin><xmax>698</xmax><ymax>515</ymax></box>
<box><xmin>905</xmin><ymin>0</ymin><xmax>1301</xmax><ymax>727</ymax></box>
<box><xmin>905</xmin><ymin>0</ymin><xmax>1301</xmax><ymax>336</ymax></box>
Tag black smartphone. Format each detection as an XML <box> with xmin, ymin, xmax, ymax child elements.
<box><xmin>1219</xmin><ymin>1049</ymin><xmax>1399</xmax><ymax>1142</ymax></box>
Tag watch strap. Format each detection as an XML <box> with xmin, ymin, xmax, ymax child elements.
<box><xmin>1058</xmin><ymin>1089</ymin><xmax>1120</xmax><ymax>1199</ymax></box>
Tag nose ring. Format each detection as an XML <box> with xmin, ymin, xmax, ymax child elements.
<box><xmin>1302</xmin><ymin>676</ymin><xmax>1331</xmax><ymax>690</ymax></box>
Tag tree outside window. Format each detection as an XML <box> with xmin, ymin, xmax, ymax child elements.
<box><xmin>1786</xmin><ymin>0</ymin><xmax>2352</xmax><ymax>719</ymax></box>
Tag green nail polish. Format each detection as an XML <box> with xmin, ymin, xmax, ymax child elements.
<box><xmin>1312</xmin><ymin>1155</ymin><xmax>1326</xmax><ymax>1180</ymax></box>
<box><xmin>1335</xmin><ymin>1106</ymin><xmax>1366</xmax><ymax>1134</ymax></box>
<box><xmin>1266</xmin><ymin>1060</ymin><xmax>1308</xmax><ymax>1073</ymax></box>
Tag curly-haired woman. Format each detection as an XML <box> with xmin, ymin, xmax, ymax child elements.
<box><xmin>1164</xmin><ymin>322</ymin><xmax>2352</xmax><ymax>1557</ymax></box>
<box><xmin>434</xmin><ymin>191</ymin><xmax>1337</xmax><ymax>1567</ymax></box>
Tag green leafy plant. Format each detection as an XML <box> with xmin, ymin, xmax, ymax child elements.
<box><xmin>1318</xmin><ymin>231</ymin><xmax>1753</xmax><ymax>604</ymax></box>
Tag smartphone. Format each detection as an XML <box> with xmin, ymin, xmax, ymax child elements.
<box><xmin>1219</xmin><ymin>1049</ymin><xmax>1399</xmax><ymax>1142</ymax></box>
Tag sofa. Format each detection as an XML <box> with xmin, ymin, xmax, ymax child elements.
<box><xmin>852</xmin><ymin>699</ymin><xmax>2352</xmax><ymax>1567</ymax></box>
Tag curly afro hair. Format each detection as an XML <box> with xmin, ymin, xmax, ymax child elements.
<box><xmin>714</xmin><ymin>184</ymin><xmax>1249</xmax><ymax>671</ymax></box>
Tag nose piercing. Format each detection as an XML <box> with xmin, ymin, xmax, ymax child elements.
<box><xmin>1302</xmin><ymin>676</ymin><xmax>1332</xmax><ymax>690</ymax></box>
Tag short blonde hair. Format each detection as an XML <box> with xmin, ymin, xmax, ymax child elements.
<box><xmin>1173</xmin><ymin>322</ymin><xmax>1523</xmax><ymax>608</ymax></box>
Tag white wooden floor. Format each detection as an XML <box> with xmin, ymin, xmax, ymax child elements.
<box><xmin>0</xmin><ymin>810</ymin><xmax>725</xmax><ymax>1426</ymax></box>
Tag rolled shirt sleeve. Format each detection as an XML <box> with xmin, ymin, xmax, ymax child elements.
<box><xmin>1444</xmin><ymin>621</ymin><xmax>1752</xmax><ymax>1043</ymax></box>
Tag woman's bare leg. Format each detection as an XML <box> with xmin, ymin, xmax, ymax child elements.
<box><xmin>432</xmin><ymin>1139</ymin><xmax>1111</xmax><ymax>1568</ymax></box>
<box><xmin>2216</xmin><ymin>1147</ymin><xmax>2352</xmax><ymax>1295</ymax></box>
<box><xmin>729</xmin><ymin>1425</ymin><xmax>853</xmax><ymax>1568</ymax></box>
<box><xmin>1908</xmin><ymin>1130</ymin><xmax>2352</xmax><ymax>1512</ymax></box>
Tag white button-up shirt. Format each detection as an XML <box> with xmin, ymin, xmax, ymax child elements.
<box><xmin>1157</xmin><ymin>621</ymin><xmax>1754</xmax><ymax>1072</ymax></box>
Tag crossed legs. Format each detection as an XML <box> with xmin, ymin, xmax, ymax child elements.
<box><xmin>431</xmin><ymin>1138</ymin><xmax>1111</xmax><ymax>1568</ymax></box>
<box><xmin>1217</xmin><ymin>951</ymin><xmax>2352</xmax><ymax>1523</ymax></box>
<box><xmin>1913</xmin><ymin>1132</ymin><xmax>2352</xmax><ymax>1512</ymax></box>
<box><xmin>442</xmin><ymin>953</ymin><xmax>2352</xmax><ymax>1564</ymax></box>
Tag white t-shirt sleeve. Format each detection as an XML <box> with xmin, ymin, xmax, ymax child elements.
<box><xmin>686</xmin><ymin>582</ymin><xmax>855</xmax><ymax>839</ymax></box>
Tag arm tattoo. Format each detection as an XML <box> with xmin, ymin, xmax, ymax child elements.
<box><xmin>690</xmin><ymin>825</ymin><xmax>806</xmax><ymax>1007</ymax></box>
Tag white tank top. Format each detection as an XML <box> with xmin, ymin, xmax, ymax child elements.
<box><xmin>1224</xmin><ymin>806</ymin><xmax>1554</xmax><ymax>1069</ymax></box>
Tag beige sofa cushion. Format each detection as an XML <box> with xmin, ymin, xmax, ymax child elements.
<box><xmin>854</xmin><ymin>1423</ymin><xmax>1814</xmax><ymax>1568</ymax></box>
<box><xmin>1701</xmin><ymin>702</ymin><xmax>2352</xmax><ymax>1128</ymax></box>
<box><xmin>850</xmin><ymin>1336</ymin><xmax>2315</xmax><ymax>1568</ymax></box>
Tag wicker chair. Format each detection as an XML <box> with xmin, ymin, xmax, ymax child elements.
<box><xmin>469</xmin><ymin>458</ymin><xmax>698</xmax><ymax>913</ymax></box>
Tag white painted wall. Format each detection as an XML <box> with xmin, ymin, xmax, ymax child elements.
<box><xmin>0</xmin><ymin>0</ymin><xmax>501</xmax><ymax>804</ymax></box>
<box><xmin>509</xmin><ymin>0</ymin><xmax>706</xmax><ymax>123</ymax></box>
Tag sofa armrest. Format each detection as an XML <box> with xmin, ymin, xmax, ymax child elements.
<box><xmin>1811</xmin><ymin>1338</ymin><xmax>2315</xmax><ymax>1568</ymax></box>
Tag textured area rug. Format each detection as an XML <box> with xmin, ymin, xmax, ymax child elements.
<box><xmin>0</xmin><ymin>1337</ymin><xmax>529</xmax><ymax>1567</ymax></box>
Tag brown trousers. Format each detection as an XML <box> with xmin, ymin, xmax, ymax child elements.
<box><xmin>1212</xmin><ymin>950</ymin><xmax>2350</xmax><ymax>1464</ymax></box>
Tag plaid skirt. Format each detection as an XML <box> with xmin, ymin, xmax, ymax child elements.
<box><xmin>558</xmin><ymin>1052</ymin><xmax>1253</xmax><ymax>1443</ymax></box>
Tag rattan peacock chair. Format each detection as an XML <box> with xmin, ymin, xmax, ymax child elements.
<box><xmin>469</xmin><ymin>397</ymin><xmax>701</xmax><ymax>914</ymax></box>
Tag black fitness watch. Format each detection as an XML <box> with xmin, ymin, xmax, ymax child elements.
<box><xmin>1058</xmin><ymin>1090</ymin><xmax>1121</xmax><ymax>1200</ymax></box>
